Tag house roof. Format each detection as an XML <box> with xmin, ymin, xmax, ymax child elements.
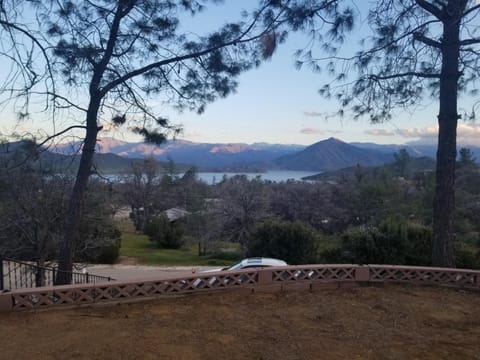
<box><xmin>164</xmin><ymin>207</ymin><xmax>190</xmax><ymax>222</ymax></box>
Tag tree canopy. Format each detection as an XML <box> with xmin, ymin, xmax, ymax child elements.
<box><xmin>1</xmin><ymin>0</ymin><xmax>355</xmax><ymax>282</ymax></box>
<box><xmin>298</xmin><ymin>0</ymin><xmax>480</xmax><ymax>267</ymax></box>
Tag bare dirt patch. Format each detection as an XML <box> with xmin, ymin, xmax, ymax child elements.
<box><xmin>0</xmin><ymin>285</ymin><xmax>479</xmax><ymax>360</ymax></box>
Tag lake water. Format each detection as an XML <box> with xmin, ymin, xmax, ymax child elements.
<box><xmin>98</xmin><ymin>170</ymin><xmax>319</xmax><ymax>184</ymax></box>
<box><xmin>196</xmin><ymin>170</ymin><xmax>320</xmax><ymax>184</ymax></box>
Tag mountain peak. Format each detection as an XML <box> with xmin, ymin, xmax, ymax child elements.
<box><xmin>325</xmin><ymin>137</ymin><xmax>343</xmax><ymax>143</ymax></box>
<box><xmin>276</xmin><ymin>137</ymin><xmax>392</xmax><ymax>171</ymax></box>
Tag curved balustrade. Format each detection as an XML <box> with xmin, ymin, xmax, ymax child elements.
<box><xmin>0</xmin><ymin>264</ymin><xmax>478</xmax><ymax>312</ymax></box>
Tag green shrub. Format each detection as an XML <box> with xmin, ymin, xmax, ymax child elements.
<box><xmin>206</xmin><ymin>250</ymin><xmax>242</xmax><ymax>262</ymax></box>
<box><xmin>455</xmin><ymin>241</ymin><xmax>480</xmax><ymax>269</ymax></box>
<box><xmin>144</xmin><ymin>214</ymin><xmax>184</xmax><ymax>249</ymax></box>
<box><xmin>76</xmin><ymin>224</ymin><xmax>122</xmax><ymax>264</ymax></box>
<box><xmin>327</xmin><ymin>220</ymin><xmax>432</xmax><ymax>266</ymax></box>
<box><xmin>95</xmin><ymin>236</ymin><xmax>121</xmax><ymax>264</ymax></box>
<box><xmin>339</xmin><ymin>226</ymin><xmax>399</xmax><ymax>264</ymax></box>
<box><xmin>402</xmin><ymin>222</ymin><xmax>432</xmax><ymax>266</ymax></box>
<box><xmin>247</xmin><ymin>220</ymin><xmax>319</xmax><ymax>265</ymax></box>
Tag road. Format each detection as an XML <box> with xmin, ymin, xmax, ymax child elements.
<box><xmin>84</xmin><ymin>264</ymin><xmax>214</xmax><ymax>281</ymax></box>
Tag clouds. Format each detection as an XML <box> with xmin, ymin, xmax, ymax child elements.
<box><xmin>300</xmin><ymin>128</ymin><xmax>343</xmax><ymax>136</ymax></box>
<box><xmin>365</xmin><ymin>123</ymin><xmax>480</xmax><ymax>145</ymax></box>
<box><xmin>395</xmin><ymin>126</ymin><xmax>438</xmax><ymax>139</ymax></box>
<box><xmin>457</xmin><ymin>123</ymin><xmax>480</xmax><ymax>145</ymax></box>
<box><xmin>364</xmin><ymin>129</ymin><xmax>395</xmax><ymax>136</ymax></box>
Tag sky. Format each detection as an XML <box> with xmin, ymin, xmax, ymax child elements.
<box><xmin>1</xmin><ymin>1</ymin><xmax>479</xmax><ymax>147</ymax></box>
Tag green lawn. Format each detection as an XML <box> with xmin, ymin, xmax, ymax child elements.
<box><xmin>118</xmin><ymin>220</ymin><xmax>240</xmax><ymax>266</ymax></box>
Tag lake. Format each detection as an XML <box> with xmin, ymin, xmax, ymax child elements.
<box><xmin>97</xmin><ymin>170</ymin><xmax>320</xmax><ymax>184</ymax></box>
<box><xmin>196</xmin><ymin>170</ymin><xmax>320</xmax><ymax>184</ymax></box>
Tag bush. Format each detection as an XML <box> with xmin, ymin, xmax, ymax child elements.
<box><xmin>247</xmin><ymin>220</ymin><xmax>319</xmax><ymax>265</ymax></box>
<box><xmin>401</xmin><ymin>222</ymin><xmax>432</xmax><ymax>266</ymax></box>
<box><xmin>338</xmin><ymin>226</ymin><xmax>398</xmax><ymax>264</ymax></box>
<box><xmin>76</xmin><ymin>224</ymin><xmax>122</xmax><ymax>264</ymax></box>
<box><xmin>455</xmin><ymin>241</ymin><xmax>480</xmax><ymax>269</ymax></box>
<box><xmin>144</xmin><ymin>214</ymin><xmax>184</xmax><ymax>249</ymax></box>
<box><xmin>206</xmin><ymin>250</ymin><xmax>243</xmax><ymax>262</ymax></box>
<box><xmin>326</xmin><ymin>220</ymin><xmax>432</xmax><ymax>266</ymax></box>
<box><xmin>95</xmin><ymin>237</ymin><xmax>121</xmax><ymax>264</ymax></box>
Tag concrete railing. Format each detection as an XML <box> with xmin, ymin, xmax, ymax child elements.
<box><xmin>0</xmin><ymin>264</ymin><xmax>478</xmax><ymax>312</ymax></box>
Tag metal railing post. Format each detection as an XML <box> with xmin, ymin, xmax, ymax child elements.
<box><xmin>0</xmin><ymin>257</ymin><xmax>115</xmax><ymax>291</ymax></box>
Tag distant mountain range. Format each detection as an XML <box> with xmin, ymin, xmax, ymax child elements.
<box><xmin>54</xmin><ymin>138</ymin><xmax>305</xmax><ymax>171</ymax></box>
<box><xmin>6</xmin><ymin>136</ymin><xmax>479</xmax><ymax>173</ymax></box>
<box><xmin>0</xmin><ymin>141</ymin><xmax>190</xmax><ymax>174</ymax></box>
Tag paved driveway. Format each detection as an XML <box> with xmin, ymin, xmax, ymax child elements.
<box><xmin>84</xmin><ymin>264</ymin><xmax>213</xmax><ymax>281</ymax></box>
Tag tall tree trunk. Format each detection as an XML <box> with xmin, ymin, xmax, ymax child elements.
<box><xmin>432</xmin><ymin>6</ymin><xmax>463</xmax><ymax>267</ymax></box>
<box><xmin>35</xmin><ymin>256</ymin><xmax>46</xmax><ymax>287</ymax></box>
<box><xmin>55</xmin><ymin>96</ymin><xmax>101</xmax><ymax>284</ymax></box>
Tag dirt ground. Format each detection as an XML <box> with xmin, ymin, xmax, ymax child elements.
<box><xmin>0</xmin><ymin>285</ymin><xmax>479</xmax><ymax>360</ymax></box>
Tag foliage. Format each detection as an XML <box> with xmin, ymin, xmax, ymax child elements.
<box><xmin>77</xmin><ymin>223</ymin><xmax>121</xmax><ymax>264</ymax></box>
<box><xmin>298</xmin><ymin>0</ymin><xmax>480</xmax><ymax>267</ymax></box>
<box><xmin>0</xmin><ymin>145</ymin><xmax>122</xmax><ymax>264</ymax></box>
<box><xmin>1</xmin><ymin>0</ymin><xmax>357</xmax><ymax>281</ymax></box>
<box><xmin>183</xmin><ymin>211</ymin><xmax>222</xmax><ymax>256</ymax></box>
<box><xmin>247</xmin><ymin>220</ymin><xmax>319</xmax><ymax>265</ymax></box>
<box><xmin>118</xmin><ymin>219</ymin><xmax>237</xmax><ymax>266</ymax></box>
<box><xmin>455</xmin><ymin>240</ymin><xmax>480</xmax><ymax>270</ymax></box>
<box><xmin>113</xmin><ymin>157</ymin><xmax>479</xmax><ymax>268</ymax></box>
<box><xmin>331</xmin><ymin>167</ymin><xmax>422</xmax><ymax>227</ymax></box>
<box><xmin>392</xmin><ymin>149</ymin><xmax>412</xmax><ymax>177</ymax></box>
<box><xmin>122</xmin><ymin>158</ymin><xmax>210</xmax><ymax>234</ymax></box>
<box><xmin>144</xmin><ymin>214</ymin><xmax>184</xmax><ymax>249</ymax></box>
<box><xmin>303</xmin><ymin>1</ymin><xmax>480</xmax><ymax>121</ymax></box>
<box><xmin>326</xmin><ymin>219</ymin><xmax>432</xmax><ymax>266</ymax></box>
<box><xmin>455</xmin><ymin>163</ymin><xmax>480</xmax><ymax>240</ymax></box>
<box><xmin>205</xmin><ymin>250</ymin><xmax>242</xmax><ymax>263</ymax></box>
<box><xmin>458</xmin><ymin>148</ymin><xmax>477</xmax><ymax>169</ymax></box>
<box><xmin>0</xmin><ymin>142</ymin><xmax>67</xmax><ymax>265</ymax></box>
<box><xmin>0</xmin><ymin>169</ymin><xmax>67</xmax><ymax>262</ymax></box>
<box><xmin>215</xmin><ymin>175</ymin><xmax>269</xmax><ymax>250</ymax></box>
<box><xmin>106</xmin><ymin>156</ymin><xmax>480</xmax><ymax>268</ymax></box>
<box><xmin>122</xmin><ymin>157</ymin><xmax>162</xmax><ymax>231</ymax></box>
<box><xmin>269</xmin><ymin>180</ymin><xmax>351</xmax><ymax>234</ymax></box>
<box><xmin>400</xmin><ymin>221</ymin><xmax>433</xmax><ymax>266</ymax></box>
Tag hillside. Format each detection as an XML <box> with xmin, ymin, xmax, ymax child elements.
<box><xmin>275</xmin><ymin>137</ymin><xmax>394</xmax><ymax>171</ymax></box>
<box><xmin>0</xmin><ymin>141</ymin><xmax>193</xmax><ymax>174</ymax></box>
<box><xmin>352</xmin><ymin>141</ymin><xmax>480</xmax><ymax>162</ymax></box>
<box><xmin>303</xmin><ymin>156</ymin><xmax>436</xmax><ymax>181</ymax></box>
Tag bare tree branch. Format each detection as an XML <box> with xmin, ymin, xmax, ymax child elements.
<box><xmin>369</xmin><ymin>71</ymin><xmax>441</xmax><ymax>81</ymax></box>
<box><xmin>414</xmin><ymin>32</ymin><xmax>442</xmax><ymax>48</ymax></box>
<box><xmin>36</xmin><ymin>125</ymin><xmax>88</xmax><ymax>149</ymax></box>
<box><xmin>460</xmin><ymin>38</ymin><xmax>480</xmax><ymax>46</ymax></box>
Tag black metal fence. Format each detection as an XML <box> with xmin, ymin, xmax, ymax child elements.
<box><xmin>0</xmin><ymin>256</ymin><xmax>114</xmax><ymax>291</ymax></box>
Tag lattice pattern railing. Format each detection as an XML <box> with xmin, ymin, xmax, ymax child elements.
<box><xmin>8</xmin><ymin>268</ymin><xmax>259</xmax><ymax>311</ymax></box>
<box><xmin>272</xmin><ymin>265</ymin><xmax>357</xmax><ymax>282</ymax></box>
<box><xmin>369</xmin><ymin>265</ymin><xmax>479</xmax><ymax>288</ymax></box>
<box><xmin>0</xmin><ymin>265</ymin><xmax>478</xmax><ymax>312</ymax></box>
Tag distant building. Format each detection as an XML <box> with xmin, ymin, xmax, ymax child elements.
<box><xmin>163</xmin><ymin>207</ymin><xmax>190</xmax><ymax>222</ymax></box>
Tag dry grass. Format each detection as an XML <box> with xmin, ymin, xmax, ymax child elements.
<box><xmin>0</xmin><ymin>285</ymin><xmax>479</xmax><ymax>360</ymax></box>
